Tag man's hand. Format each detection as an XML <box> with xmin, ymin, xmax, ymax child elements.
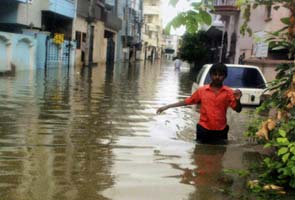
<box><xmin>234</xmin><ymin>89</ymin><xmax>242</xmax><ymax>100</ymax></box>
<box><xmin>156</xmin><ymin>106</ymin><xmax>168</xmax><ymax>114</ymax></box>
<box><xmin>233</xmin><ymin>89</ymin><xmax>242</xmax><ymax>113</ymax></box>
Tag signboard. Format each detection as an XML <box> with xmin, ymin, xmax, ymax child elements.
<box><xmin>253</xmin><ymin>31</ymin><xmax>269</xmax><ymax>58</ymax></box>
<box><xmin>53</xmin><ymin>33</ymin><xmax>64</xmax><ymax>45</ymax></box>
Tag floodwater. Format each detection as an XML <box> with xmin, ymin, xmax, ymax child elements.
<box><xmin>0</xmin><ymin>61</ymin><xmax>265</xmax><ymax>200</ymax></box>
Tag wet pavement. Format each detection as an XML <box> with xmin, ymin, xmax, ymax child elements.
<box><xmin>0</xmin><ymin>60</ymin><xmax>264</xmax><ymax>200</ymax></box>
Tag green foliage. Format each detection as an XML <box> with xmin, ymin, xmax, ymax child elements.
<box><xmin>166</xmin><ymin>0</ymin><xmax>213</xmax><ymax>34</ymax></box>
<box><xmin>244</xmin><ymin>118</ymin><xmax>263</xmax><ymax>138</ymax></box>
<box><xmin>246</xmin><ymin>62</ymin><xmax>295</xmax><ymax>189</ymax></box>
<box><xmin>178</xmin><ymin>31</ymin><xmax>210</xmax><ymax>67</ymax></box>
<box><xmin>169</xmin><ymin>0</ymin><xmax>295</xmax><ymax>194</ymax></box>
<box><xmin>223</xmin><ymin>168</ymin><xmax>250</xmax><ymax>177</ymax></box>
<box><xmin>240</xmin><ymin>4</ymin><xmax>251</xmax><ymax>36</ymax></box>
<box><xmin>242</xmin><ymin>0</ymin><xmax>295</xmax><ymax>188</ymax></box>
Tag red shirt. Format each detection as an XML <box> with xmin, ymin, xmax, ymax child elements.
<box><xmin>184</xmin><ymin>85</ymin><xmax>237</xmax><ymax>130</ymax></box>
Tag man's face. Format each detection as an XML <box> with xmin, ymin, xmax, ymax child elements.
<box><xmin>210</xmin><ymin>72</ymin><xmax>226</xmax><ymax>86</ymax></box>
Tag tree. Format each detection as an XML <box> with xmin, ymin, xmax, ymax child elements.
<box><xmin>239</xmin><ymin>0</ymin><xmax>295</xmax><ymax>193</ymax></box>
<box><xmin>178</xmin><ymin>31</ymin><xmax>210</xmax><ymax>68</ymax></box>
<box><xmin>166</xmin><ymin>0</ymin><xmax>213</xmax><ymax>34</ymax></box>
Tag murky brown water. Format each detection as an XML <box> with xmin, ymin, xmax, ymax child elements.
<box><xmin>0</xmin><ymin>61</ymin><xmax>266</xmax><ymax>200</ymax></box>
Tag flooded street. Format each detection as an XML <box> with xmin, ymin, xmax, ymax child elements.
<box><xmin>0</xmin><ymin>61</ymin><xmax>261</xmax><ymax>200</ymax></box>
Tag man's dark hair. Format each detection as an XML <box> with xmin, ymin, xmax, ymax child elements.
<box><xmin>209</xmin><ymin>63</ymin><xmax>228</xmax><ymax>78</ymax></box>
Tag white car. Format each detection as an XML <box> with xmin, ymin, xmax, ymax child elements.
<box><xmin>191</xmin><ymin>64</ymin><xmax>268</xmax><ymax>106</ymax></box>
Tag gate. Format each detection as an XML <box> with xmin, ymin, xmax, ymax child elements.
<box><xmin>45</xmin><ymin>38</ymin><xmax>74</xmax><ymax>68</ymax></box>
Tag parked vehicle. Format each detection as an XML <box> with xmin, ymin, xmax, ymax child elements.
<box><xmin>191</xmin><ymin>64</ymin><xmax>269</xmax><ymax>106</ymax></box>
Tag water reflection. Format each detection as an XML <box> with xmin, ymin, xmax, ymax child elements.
<box><xmin>0</xmin><ymin>60</ymin><xmax>271</xmax><ymax>200</ymax></box>
<box><xmin>0</xmin><ymin>66</ymin><xmax>115</xmax><ymax>200</ymax></box>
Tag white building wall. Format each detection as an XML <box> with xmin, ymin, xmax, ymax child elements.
<box><xmin>225</xmin><ymin>4</ymin><xmax>288</xmax><ymax>63</ymax></box>
<box><xmin>265</xmin><ymin>5</ymin><xmax>289</xmax><ymax>32</ymax></box>
<box><xmin>17</xmin><ymin>0</ymin><xmax>49</xmax><ymax>28</ymax></box>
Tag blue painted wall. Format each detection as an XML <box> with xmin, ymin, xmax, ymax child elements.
<box><xmin>49</xmin><ymin>0</ymin><xmax>76</xmax><ymax>18</ymax></box>
<box><xmin>0</xmin><ymin>32</ymin><xmax>37</xmax><ymax>71</ymax></box>
<box><xmin>13</xmin><ymin>41</ymin><xmax>31</xmax><ymax>70</ymax></box>
<box><xmin>23</xmin><ymin>30</ymin><xmax>50</xmax><ymax>69</ymax></box>
<box><xmin>0</xmin><ymin>40</ymin><xmax>8</xmax><ymax>71</ymax></box>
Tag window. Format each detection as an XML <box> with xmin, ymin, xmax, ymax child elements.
<box><xmin>204</xmin><ymin>67</ymin><xmax>266</xmax><ymax>88</ymax></box>
<box><xmin>75</xmin><ymin>31</ymin><xmax>81</xmax><ymax>49</ymax></box>
<box><xmin>265</xmin><ymin>5</ymin><xmax>272</xmax><ymax>20</ymax></box>
<box><xmin>82</xmin><ymin>33</ymin><xmax>86</xmax><ymax>42</ymax></box>
<box><xmin>196</xmin><ymin>67</ymin><xmax>206</xmax><ymax>84</ymax></box>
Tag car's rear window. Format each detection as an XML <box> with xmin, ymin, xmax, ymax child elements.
<box><xmin>204</xmin><ymin>67</ymin><xmax>266</xmax><ymax>88</ymax></box>
<box><xmin>196</xmin><ymin>67</ymin><xmax>206</xmax><ymax>84</ymax></box>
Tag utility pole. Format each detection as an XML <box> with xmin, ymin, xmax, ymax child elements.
<box><xmin>125</xmin><ymin>0</ymin><xmax>129</xmax><ymax>61</ymax></box>
<box><xmin>85</xmin><ymin>0</ymin><xmax>95</xmax><ymax>67</ymax></box>
<box><xmin>219</xmin><ymin>25</ymin><xmax>225</xmax><ymax>62</ymax></box>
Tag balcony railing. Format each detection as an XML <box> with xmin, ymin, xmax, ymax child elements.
<box><xmin>146</xmin><ymin>23</ymin><xmax>159</xmax><ymax>32</ymax></box>
<box><xmin>213</xmin><ymin>0</ymin><xmax>239</xmax><ymax>13</ymax></box>
<box><xmin>144</xmin><ymin>6</ymin><xmax>160</xmax><ymax>15</ymax></box>
<box><xmin>213</xmin><ymin>0</ymin><xmax>236</xmax><ymax>6</ymax></box>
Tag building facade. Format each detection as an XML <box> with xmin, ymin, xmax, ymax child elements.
<box><xmin>212</xmin><ymin>0</ymin><xmax>289</xmax><ymax>63</ymax></box>
<box><xmin>116</xmin><ymin>0</ymin><xmax>143</xmax><ymax>62</ymax></box>
<box><xmin>0</xmin><ymin>0</ymin><xmax>76</xmax><ymax>71</ymax></box>
<box><xmin>141</xmin><ymin>0</ymin><xmax>164</xmax><ymax>61</ymax></box>
<box><xmin>163</xmin><ymin>34</ymin><xmax>180</xmax><ymax>59</ymax></box>
<box><xmin>74</xmin><ymin>0</ymin><xmax>122</xmax><ymax>66</ymax></box>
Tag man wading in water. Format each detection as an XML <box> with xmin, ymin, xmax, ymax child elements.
<box><xmin>157</xmin><ymin>63</ymin><xmax>242</xmax><ymax>142</ymax></box>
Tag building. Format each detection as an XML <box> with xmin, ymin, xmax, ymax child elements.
<box><xmin>163</xmin><ymin>34</ymin><xmax>180</xmax><ymax>59</ymax></box>
<box><xmin>141</xmin><ymin>0</ymin><xmax>164</xmax><ymax>61</ymax></box>
<box><xmin>0</xmin><ymin>0</ymin><xmax>76</xmax><ymax>71</ymax></box>
<box><xmin>212</xmin><ymin>0</ymin><xmax>289</xmax><ymax>64</ymax></box>
<box><xmin>74</xmin><ymin>0</ymin><xmax>122</xmax><ymax>66</ymax></box>
<box><xmin>201</xmin><ymin>15</ymin><xmax>226</xmax><ymax>63</ymax></box>
<box><xmin>116</xmin><ymin>0</ymin><xmax>143</xmax><ymax>62</ymax></box>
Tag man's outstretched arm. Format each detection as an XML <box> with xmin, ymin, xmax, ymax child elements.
<box><xmin>156</xmin><ymin>101</ymin><xmax>186</xmax><ymax>114</ymax></box>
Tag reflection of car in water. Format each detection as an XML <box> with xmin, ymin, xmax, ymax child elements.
<box><xmin>191</xmin><ymin>64</ymin><xmax>268</xmax><ymax>106</ymax></box>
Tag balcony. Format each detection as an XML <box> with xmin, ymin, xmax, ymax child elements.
<box><xmin>213</xmin><ymin>0</ymin><xmax>239</xmax><ymax>15</ymax></box>
<box><xmin>146</xmin><ymin>23</ymin><xmax>159</xmax><ymax>32</ymax></box>
<box><xmin>77</xmin><ymin>0</ymin><xmax>104</xmax><ymax>21</ymax></box>
<box><xmin>144</xmin><ymin>6</ymin><xmax>160</xmax><ymax>15</ymax></box>
<box><xmin>104</xmin><ymin>12</ymin><xmax>122</xmax><ymax>31</ymax></box>
<box><xmin>47</xmin><ymin>0</ymin><xmax>76</xmax><ymax>18</ymax></box>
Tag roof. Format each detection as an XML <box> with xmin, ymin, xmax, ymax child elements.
<box><xmin>204</xmin><ymin>64</ymin><xmax>261</xmax><ymax>69</ymax></box>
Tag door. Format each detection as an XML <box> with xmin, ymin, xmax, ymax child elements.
<box><xmin>106</xmin><ymin>37</ymin><xmax>115</xmax><ymax>63</ymax></box>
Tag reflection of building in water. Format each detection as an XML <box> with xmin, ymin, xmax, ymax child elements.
<box><xmin>0</xmin><ymin>67</ymin><xmax>116</xmax><ymax>199</ymax></box>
